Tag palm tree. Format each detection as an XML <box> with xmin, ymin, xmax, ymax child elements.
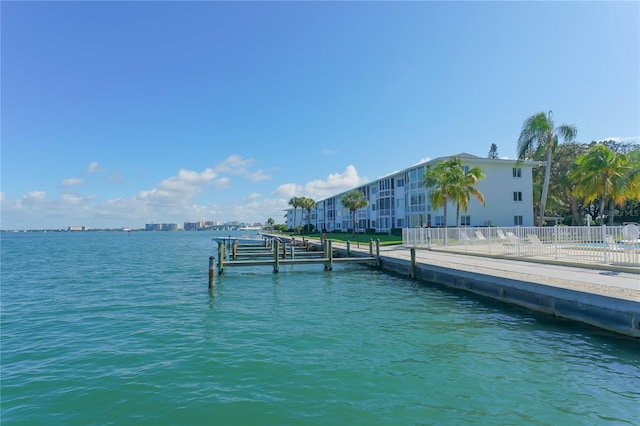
<box><xmin>341</xmin><ymin>190</ymin><xmax>369</xmax><ymax>237</ymax></box>
<box><xmin>517</xmin><ymin>111</ymin><xmax>577</xmax><ymax>226</ymax></box>
<box><xmin>423</xmin><ymin>158</ymin><xmax>463</xmax><ymax>231</ymax></box>
<box><xmin>301</xmin><ymin>197</ymin><xmax>316</xmax><ymax>233</ymax></box>
<box><xmin>288</xmin><ymin>196</ymin><xmax>303</xmax><ymax>231</ymax></box>
<box><xmin>451</xmin><ymin>163</ymin><xmax>486</xmax><ymax>226</ymax></box>
<box><xmin>570</xmin><ymin>144</ymin><xmax>631</xmax><ymax>225</ymax></box>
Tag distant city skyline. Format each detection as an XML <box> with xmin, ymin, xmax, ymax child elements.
<box><xmin>2</xmin><ymin>1</ymin><xmax>638</xmax><ymax>230</ymax></box>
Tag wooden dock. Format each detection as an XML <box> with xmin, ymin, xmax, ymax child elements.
<box><xmin>209</xmin><ymin>238</ymin><xmax>381</xmax><ymax>287</ymax></box>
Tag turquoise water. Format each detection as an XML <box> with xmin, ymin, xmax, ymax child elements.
<box><xmin>2</xmin><ymin>231</ymin><xmax>639</xmax><ymax>425</ymax></box>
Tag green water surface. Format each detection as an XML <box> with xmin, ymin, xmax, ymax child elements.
<box><xmin>1</xmin><ymin>231</ymin><xmax>638</xmax><ymax>425</ymax></box>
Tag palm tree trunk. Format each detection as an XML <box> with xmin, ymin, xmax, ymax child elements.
<box><xmin>599</xmin><ymin>180</ymin><xmax>607</xmax><ymax>225</ymax></box>
<box><xmin>456</xmin><ymin>203</ymin><xmax>460</xmax><ymax>227</ymax></box>
<box><xmin>608</xmin><ymin>198</ymin><xmax>616</xmax><ymax>226</ymax></box>
<box><xmin>570</xmin><ymin>199</ymin><xmax>581</xmax><ymax>226</ymax></box>
<box><xmin>539</xmin><ymin>148</ymin><xmax>553</xmax><ymax>226</ymax></box>
<box><xmin>352</xmin><ymin>211</ymin><xmax>356</xmax><ymax>237</ymax></box>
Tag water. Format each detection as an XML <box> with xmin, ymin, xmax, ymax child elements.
<box><xmin>2</xmin><ymin>231</ymin><xmax>639</xmax><ymax>425</ymax></box>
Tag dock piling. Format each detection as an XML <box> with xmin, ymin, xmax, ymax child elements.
<box><xmin>217</xmin><ymin>242</ymin><xmax>225</xmax><ymax>275</ymax></box>
<box><xmin>209</xmin><ymin>256</ymin><xmax>215</xmax><ymax>288</ymax></box>
<box><xmin>347</xmin><ymin>240</ymin><xmax>351</xmax><ymax>257</ymax></box>
<box><xmin>274</xmin><ymin>240</ymin><xmax>280</xmax><ymax>273</ymax></box>
<box><xmin>410</xmin><ymin>247</ymin><xmax>416</xmax><ymax>280</ymax></box>
<box><xmin>325</xmin><ymin>240</ymin><xmax>334</xmax><ymax>270</ymax></box>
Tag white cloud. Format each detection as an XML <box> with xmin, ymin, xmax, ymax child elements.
<box><xmin>213</xmin><ymin>154</ymin><xmax>254</xmax><ymax>175</ymax></box>
<box><xmin>274</xmin><ymin>165</ymin><xmax>368</xmax><ymax>199</ymax></box>
<box><xmin>23</xmin><ymin>191</ymin><xmax>46</xmax><ymax>203</ymax></box>
<box><xmin>86</xmin><ymin>161</ymin><xmax>104</xmax><ymax>174</ymax></box>
<box><xmin>245</xmin><ymin>169</ymin><xmax>271</xmax><ymax>182</ymax></box>
<box><xmin>61</xmin><ymin>178</ymin><xmax>84</xmax><ymax>187</ymax></box>
<box><xmin>322</xmin><ymin>149</ymin><xmax>337</xmax><ymax>155</ymax></box>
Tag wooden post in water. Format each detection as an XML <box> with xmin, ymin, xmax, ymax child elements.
<box><xmin>217</xmin><ymin>242</ymin><xmax>225</xmax><ymax>275</ymax></box>
<box><xmin>273</xmin><ymin>240</ymin><xmax>280</xmax><ymax>273</ymax></box>
<box><xmin>208</xmin><ymin>256</ymin><xmax>215</xmax><ymax>288</ymax></box>
<box><xmin>369</xmin><ymin>239</ymin><xmax>374</xmax><ymax>256</ymax></box>
<box><xmin>376</xmin><ymin>239</ymin><xmax>381</xmax><ymax>268</ymax></box>
<box><xmin>410</xmin><ymin>247</ymin><xmax>417</xmax><ymax>280</ymax></box>
<box><xmin>233</xmin><ymin>240</ymin><xmax>238</xmax><ymax>260</ymax></box>
<box><xmin>325</xmin><ymin>239</ymin><xmax>333</xmax><ymax>270</ymax></box>
<box><xmin>346</xmin><ymin>240</ymin><xmax>351</xmax><ymax>257</ymax></box>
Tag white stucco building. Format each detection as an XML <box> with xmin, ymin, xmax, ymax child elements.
<box><xmin>286</xmin><ymin>153</ymin><xmax>538</xmax><ymax>232</ymax></box>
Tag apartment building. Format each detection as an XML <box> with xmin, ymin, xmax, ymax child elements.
<box><xmin>286</xmin><ymin>153</ymin><xmax>538</xmax><ymax>232</ymax></box>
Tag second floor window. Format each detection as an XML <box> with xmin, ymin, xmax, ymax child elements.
<box><xmin>513</xmin><ymin>191</ymin><xmax>522</xmax><ymax>202</ymax></box>
<box><xmin>513</xmin><ymin>167</ymin><xmax>522</xmax><ymax>178</ymax></box>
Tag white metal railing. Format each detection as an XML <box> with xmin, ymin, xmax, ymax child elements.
<box><xmin>402</xmin><ymin>225</ymin><xmax>640</xmax><ymax>266</ymax></box>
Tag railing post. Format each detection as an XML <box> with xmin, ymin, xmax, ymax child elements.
<box><xmin>602</xmin><ymin>225</ymin><xmax>608</xmax><ymax>263</ymax></box>
<box><xmin>553</xmin><ymin>226</ymin><xmax>559</xmax><ymax>259</ymax></box>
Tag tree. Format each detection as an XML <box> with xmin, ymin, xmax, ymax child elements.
<box><xmin>288</xmin><ymin>196</ymin><xmax>303</xmax><ymax>231</ymax></box>
<box><xmin>451</xmin><ymin>162</ymin><xmax>486</xmax><ymax>226</ymax></box>
<box><xmin>266</xmin><ymin>217</ymin><xmax>275</xmax><ymax>229</ymax></box>
<box><xmin>423</xmin><ymin>158</ymin><xmax>462</xmax><ymax>234</ymax></box>
<box><xmin>570</xmin><ymin>144</ymin><xmax>632</xmax><ymax>225</ymax></box>
<box><xmin>301</xmin><ymin>197</ymin><xmax>316</xmax><ymax>234</ymax></box>
<box><xmin>488</xmin><ymin>143</ymin><xmax>499</xmax><ymax>159</ymax></box>
<box><xmin>341</xmin><ymin>190</ymin><xmax>369</xmax><ymax>237</ymax></box>
<box><xmin>517</xmin><ymin>111</ymin><xmax>577</xmax><ymax>226</ymax></box>
<box><xmin>548</xmin><ymin>142</ymin><xmax>588</xmax><ymax>225</ymax></box>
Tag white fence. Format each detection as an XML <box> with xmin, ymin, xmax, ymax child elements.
<box><xmin>402</xmin><ymin>225</ymin><xmax>640</xmax><ymax>266</ymax></box>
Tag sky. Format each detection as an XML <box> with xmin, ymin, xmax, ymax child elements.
<box><xmin>2</xmin><ymin>1</ymin><xmax>638</xmax><ymax>230</ymax></box>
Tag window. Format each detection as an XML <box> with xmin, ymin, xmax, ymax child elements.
<box><xmin>460</xmin><ymin>215</ymin><xmax>470</xmax><ymax>226</ymax></box>
<box><xmin>514</xmin><ymin>216</ymin><xmax>523</xmax><ymax>226</ymax></box>
<box><xmin>462</xmin><ymin>165</ymin><xmax>470</xmax><ymax>173</ymax></box>
<box><xmin>513</xmin><ymin>167</ymin><xmax>522</xmax><ymax>178</ymax></box>
<box><xmin>435</xmin><ymin>215</ymin><xmax>445</xmax><ymax>227</ymax></box>
<box><xmin>513</xmin><ymin>191</ymin><xmax>522</xmax><ymax>202</ymax></box>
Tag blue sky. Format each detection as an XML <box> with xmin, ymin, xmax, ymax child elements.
<box><xmin>2</xmin><ymin>1</ymin><xmax>638</xmax><ymax>230</ymax></box>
